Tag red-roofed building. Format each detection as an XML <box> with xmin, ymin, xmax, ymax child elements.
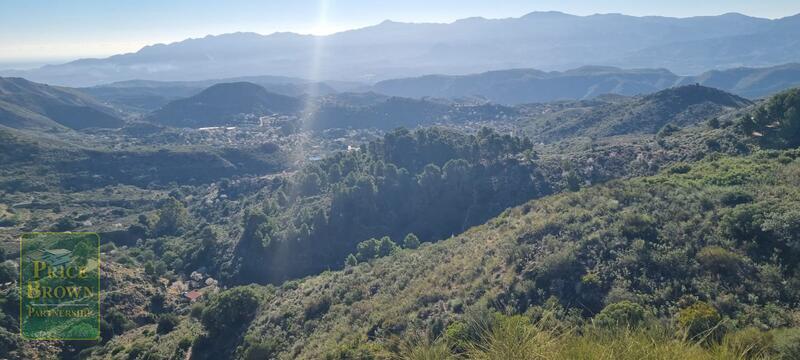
<box><xmin>183</xmin><ymin>290</ymin><xmax>203</xmax><ymax>303</ymax></box>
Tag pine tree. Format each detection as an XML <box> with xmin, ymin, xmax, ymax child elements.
<box><xmin>403</xmin><ymin>233</ymin><xmax>420</xmax><ymax>249</ymax></box>
<box><xmin>345</xmin><ymin>254</ymin><xmax>358</xmax><ymax>267</ymax></box>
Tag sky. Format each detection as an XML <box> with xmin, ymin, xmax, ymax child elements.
<box><xmin>1</xmin><ymin>0</ymin><xmax>800</xmax><ymax>66</ymax></box>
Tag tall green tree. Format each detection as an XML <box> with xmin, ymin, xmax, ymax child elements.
<box><xmin>154</xmin><ymin>197</ymin><xmax>189</xmax><ymax>236</ymax></box>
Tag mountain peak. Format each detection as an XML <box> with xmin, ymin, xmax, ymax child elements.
<box><xmin>147</xmin><ymin>82</ymin><xmax>302</xmax><ymax>128</ymax></box>
<box><xmin>520</xmin><ymin>10</ymin><xmax>574</xmax><ymax>19</ymax></box>
<box><xmin>645</xmin><ymin>84</ymin><xmax>752</xmax><ymax>108</ymax></box>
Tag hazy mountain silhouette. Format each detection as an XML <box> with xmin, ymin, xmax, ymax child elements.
<box><xmin>680</xmin><ymin>63</ymin><xmax>800</xmax><ymax>98</ymax></box>
<box><xmin>82</xmin><ymin>75</ymin><xmax>339</xmax><ymax>113</ymax></box>
<box><xmin>371</xmin><ymin>64</ymin><xmax>800</xmax><ymax>104</ymax></box>
<box><xmin>3</xmin><ymin>12</ymin><xmax>798</xmax><ymax>86</ymax></box>
<box><xmin>373</xmin><ymin>66</ymin><xmax>679</xmax><ymax>104</ymax></box>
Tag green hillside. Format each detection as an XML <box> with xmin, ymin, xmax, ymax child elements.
<box><xmin>523</xmin><ymin>85</ymin><xmax>752</xmax><ymax>143</ymax></box>
<box><xmin>3</xmin><ymin>87</ymin><xmax>800</xmax><ymax>360</ymax></box>
<box><xmin>0</xmin><ymin>77</ymin><xmax>124</xmax><ymax>130</ymax></box>
<box><xmin>146</xmin><ymin>82</ymin><xmax>303</xmax><ymax>128</ymax></box>
<box><xmin>89</xmin><ymin>148</ymin><xmax>800</xmax><ymax>360</ymax></box>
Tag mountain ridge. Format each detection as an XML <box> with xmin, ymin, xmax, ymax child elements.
<box><xmin>372</xmin><ymin>63</ymin><xmax>800</xmax><ymax>104</ymax></box>
<box><xmin>3</xmin><ymin>11</ymin><xmax>798</xmax><ymax>86</ymax></box>
<box><xmin>522</xmin><ymin>84</ymin><xmax>753</xmax><ymax>142</ymax></box>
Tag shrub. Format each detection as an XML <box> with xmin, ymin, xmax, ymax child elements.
<box><xmin>720</xmin><ymin>204</ymin><xmax>764</xmax><ymax>243</ymax></box>
<box><xmin>378</xmin><ymin>236</ymin><xmax>399</xmax><ymax>257</ymax></box>
<box><xmin>99</xmin><ymin>242</ymin><xmax>116</xmax><ymax>253</ymax></box>
<box><xmin>740</xmin><ymin>88</ymin><xmax>800</xmax><ymax>148</ymax></box>
<box><xmin>355</xmin><ymin>238</ymin><xmax>380</xmax><ymax>261</ymax></box>
<box><xmin>127</xmin><ymin>342</ymin><xmax>149</xmax><ymax>360</ymax></box>
<box><xmin>657</xmin><ymin>123</ymin><xmax>679</xmax><ymax>138</ymax></box>
<box><xmin>201</xmin><ymin>286</ymin><xmax>261</xmax><ymax>337</ymax></box>
<box><xmin>696</xmin><ymin>246</ymin><xmax>744</xmax><ymax>275</ymax></box>
<box><xmin>761</xmin><ymin>209</ymin><xmax>800</xmax><ymax>254</ymax></box>
<box><xmin>178</xmin><ymin>337</ymin><xmax>193</xmax><ymax>350</ymax></box>
<box><xmin>0</xmin><ymin>328</ymin><xmax>19</xmax><ymax>356</ymax></box>
<box><xmin>677</xmin><ymin>302</ymin><xmax>722</xmax><ymax>342</ymax></box>
<box><xmin>345</xmin><ymin>254</ymin><xmax>358</xmax><ymax>267</ymax></box>
<box><xmin>355</xmin><ymin>237</ymin><xmax>399</xmax><ymax>261</ymax></box>
<box><xmin>404</xmin><ymin>233</ymin><xmax>421</xmax><ymax>249</ymax></box>
<box><xmin>619</xmin><ymin>212</ymin><xmax>658</xmax><ymax>241</ymax></box>
<box><xmin>668</xmin><ymin>163</ymin><xmax>692</xmax><ymax>174</ymax></box>
<box><xmin>105</xmin><ymin>309</ymin><xmax>135</xmax><ymax>335</ymax></box>
<box><xmin>720</xmin><ymin>191</ymin><xmax>753</xmax><ymax>207</ymax></box>
<box><xmin>190</xmin><ymin>303</ymin><xmax>205</xmax><ymax>319</ymax></box>
<box><xmin>51</xmin><ymin>216</ymin><xmax>78</xmax><ymax>231</ymax></box>
<box><xmin>444</xmin><ymin>321</ymin><xmax>470</xmax><ymax>352</ymax></box>
<box><xmin>0</xmin><ymin>215</ymin><xmax>19</xmax><ymax>227</ymax></box>
<box><xmin>154</xmin><ymin>197</ymin><xmax>189</xmax><ymax>236</ymax></box>
<box><xmin>149</xmin><ymin>293</ymin><xmax>166</xmax><ymax>313</ymax></box>
<box><xmin>594</xmin><ymin>301</ymin><xmax>646</xmax><ymax>328</ymax></box>
<box><xmin>243</xmin><ymin>335</ymin><xmax>280</xmax><ymax>360</ymax></box>
<box><xmin>0</xmin><ymin>261</ymin><xmax>18</xmax><ymax>284</ymax></box>
<box><xmin>156</xmin><ymin>314</ymin><xmax>179</xmax><ymax>334</ymax></box>
<box><xmin>304</xmin><ymin>296</ymin><xmax>331</xmax><ymax>320</ymax></box>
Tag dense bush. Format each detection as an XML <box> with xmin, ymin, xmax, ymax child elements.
<box><xmin>695</xmin><ymin>246</ymin><xmax>744</xmax><ymax>275</ymax></box>
<box><xmin>740</xmin><ymin>88</ymin><xmax>800</xmax><ymax>148</ymax></box>
<box><xmin>201</xmin><ymin>286</ymin><xmax>261</xmax><ymax>337</ymax></box>
<box><xmin>594</xmin><ymin>301</ymin><xmax>646</xmax><ymax>328</ymax></box>
<box><xmin>403</xmin><ymin>233</ymin><xmax>421</xmax><ymax>249</ymax></box>
<box><xmin>156</xmin><ymin>314</ymin><xmax>179</xmax><ymax>334</ymax></box>
<box><xmin>677</xmin><ymin>302</ymin><xmax>722</xmax><ymax>342</ymax></box>
<box><xmin>153</xmin><ymin>197</ymin><xmax>189</xmax><ymax>236</ymax></box>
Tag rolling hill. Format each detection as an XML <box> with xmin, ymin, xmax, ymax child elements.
<box><xmin>81</xmin><ymin>76</ymin><xmax>341</xmax><ymax>113</ymax></box>
<box><xmin>0</xmin><ymin>77</ymin><xmax>124</xmax><ymax>130</ymax></box>
<box><xmin>522</xmin><ymin>85</ymin><xmax>752</xmax><ymax>142</ymax></box>
<box><xmin>146</xmin><ymin>82</ymin><xmax>519</xmax><ymax>130</ymax></box>
<box><xmin>92</xmin><ymin>148</ymin><xmax>800</xmax><ymax>359</ymax></box>
<box><xmin>146</xmin><ymin>82</ymin><xmax>303</xmax><ymax>128</ymax></box>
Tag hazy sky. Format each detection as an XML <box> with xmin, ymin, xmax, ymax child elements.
<box><xmin>2</xmin><ymin>0</ymin><xmax>799</xmax><ymax>65</ymax></box>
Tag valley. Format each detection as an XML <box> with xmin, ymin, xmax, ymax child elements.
<box><xmin>2</xmin><ymin>6</ymin><xmax>800</xmax><ymax>359</ymax></box>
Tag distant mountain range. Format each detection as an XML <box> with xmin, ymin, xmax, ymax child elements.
<box><xmin>373</xmin><ymin>63</ymin><xmax>800</xmax><ymax>104</ymax></box>
<box><xmin>0</xmin><ymin>77</ymin><xmax>124</xmax><ymax>130</ymax></box>
<box><xmin>3</xmin><ymin>12</ymin><xmax>800</xmax><ymax>86</ymax></box>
